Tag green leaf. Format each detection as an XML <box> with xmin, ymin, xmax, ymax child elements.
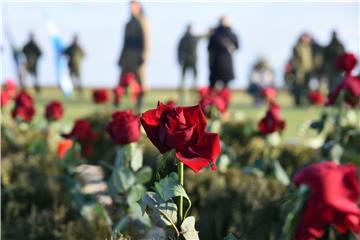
<box><xmin>127</xmin><ymin>184</ymin><xmax>146</xmax><ymax>204</ymax></box>
<box><xmin>128</xmin><ymin>201</ymin><xmax>151</xmax><ymax>226</ymax></box>
<box><xmin>135</xmin><ymin>166</ymin><xmax>153</xmax><ymax>184</ymax></box>
<box><xmin>224</xmin><ymin>233</ymin><xmax>238</xmax><ymax>240</ymax></box>
<box><xmin>283</xmin><ymin>185</ymin><xmax>309</xmax><ymax>240</ymax></box>
<box><xmin>114</xmin><ymin>146</ymin><xmax>126</xmax><ymax>168</ymax></box>
<box><xmin>113</xmin><ymin>215</ymin><xmax>130</xmax><ymax>234</ymax></box>
<box><xmin>111</xmin><ymin>166</ymin><xmax>136</xmax><ymax>193</ymax></box>
<box><xmin>130</xmin><ymin>145</ymin><xmax>143</xmax><ymax>171</ymax></box>
<box><xmin>273</xmin><ymin>160</ymin><xmax>290</xmax><ymax>186</ymax></box>
<box><xmin>181</xmin><ymin>216</ymin><xmax>199</xmax><ymax>240</ymax></box>
<box><xmin>139</xmin><ymin>192</ymin><xmax>178</xmax><ymax>229</ymax></box>
<box><xmin>154</xmin><ymin>173</ymin><xmax>192</xmax><ymax>218</ymax></box>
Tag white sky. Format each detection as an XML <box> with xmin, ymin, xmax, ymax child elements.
<box><xmin>1</xmin><ymin>1</ymin><xmax>359</xmax><ymax>89</ymax></box>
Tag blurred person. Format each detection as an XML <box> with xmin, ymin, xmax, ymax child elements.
<box><xmin>63</xmin><ymin>34</ymin><xmax>85</xmax><ymax>96</ymax></box>
<box><xmin>311</xmin><ymin>37</ymin><xmax>325</xmax><ymax>82</ymax></box>
<box><xmin>208</xmin><ymin>16</ymin><xmax>239</xmax><ymax>89</ymax></box>
<box><xmin>22</xmin><ymin>32</ymin><xmax>42</xmax><ymax>94</ymax></box>
<box><xmin>177</xmin><ymin>24</ymin><xmax>208</xmax><ymax>102</ymax></box>
<box><xmin>291</xmin><ymin>32</ymin><xmax>313</xmax><ymax>106</ymax></box>
<box><xmin>118</xmin><ymin>0</ymin><xmax>148</xmax><ymax>112</ymax></box>
<box><xmin>247</xmin><ymin>57</ymin><xmax>275</xmax><ymax>105</ymax></box>
<box><xmin>323</xmin><ymin>31</ymin><xmax>345</xmax><ymax>91</ymax></box>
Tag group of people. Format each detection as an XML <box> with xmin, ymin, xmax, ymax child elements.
<box><xmin>8</xmin><ymin>0</ymin><xmax>350</xmax><ymax>110</ymax></box>
<box><xmin>12</xmin><ymin>33</ymin><xmax>85</xmax><ymax>96</ymax></box>
<box><xmin>285</xmin><ymin>31</ymin><xmax>346</xmax><ymax>106</ymax></box>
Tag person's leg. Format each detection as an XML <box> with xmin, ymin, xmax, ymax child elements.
<box><xmin>32</xmin><ymin>70</ymin><xmax>41</xmax><ymax>95</ymax></box>
<box><xmin>135</xmin><ymin>67</ymin><xmax>144</xmax><ymax>112</ymax></box>
<box><xmin>192</xmin><ymin>64</ymin><xmax>198</xmax><ymax>90</ymax></box>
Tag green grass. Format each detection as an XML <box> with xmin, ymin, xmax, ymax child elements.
<box><xmin>1</xmin><ymin>88</ymin><xmax>340</xmax><ymax>140</ymax></box>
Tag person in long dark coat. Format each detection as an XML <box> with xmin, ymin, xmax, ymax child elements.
<box><xmin>208</xmin><ymin>16</ymin><xmax>239</xmax><ymax>89</ymax></box>
<box><xmin>63</xmin><ymin>34</ymin><xmax>85</xmax><ymax>96</ymax></box>
<box><xmin>118</xmin><ymin>0</ymin><xmax>148</xmax><ymax>111</ymax></box>
<box><xmin>323</xmin><ymin>31</ymin><xmax>345</xmax><ymax>91</ymax></box>
<box><xmin>22</xmin><ymin>33</ymin><xmax>42</xmax><ymax>94</ymax></box>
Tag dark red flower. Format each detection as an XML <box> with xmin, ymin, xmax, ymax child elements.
<box><xmin>336</xmin><ymin>53</ymin><xmax>358</xmax><ymax>73</ymax></box>
<box><xmin>45</xmin><ymin>100</ymin><xmax>64</xmax><ymax>121</ymax></box>
<box><xmin>113</xmin><ymin>86</ymin><xmax>125</xmax><ymax>106</ymax></box>
<box><xmin>140</xmin><ymin>103</ymin><xmax>221</xmax><ymax>173</ymax></box>
<box><xmin>261</xmin><ymin>87</ymin><xmax>277</xmax><ymax>102</ymax></box>
<box><xmin>93</xmin><ymin>89</ymin><xmax>109</xmax><ymax>104</ymax></box>
<box><xmin>62</xmin><ymin>119</ymin><xmax>97</xmax><ymax>157</ymax></box>
<box><xmin>14</xmin><ymin>91</ymin><xmax>33</xmax><ymax>108</ymax></box>
<box><xmin>119</xmin><ymin>73</ymin><xmax>142</xmax><ymax>102</ymax></box>
<box><xmin>327</xmin><ymin>74</ymin><xmax>360</xmax><ymax>108</ymax></box>
<box><xmin>258</xmin><ymin>102</ymin><xmax>286</xmax><ymax>134</ymax></box>
<box><xmin>11</xmin><ymin>91</ymin><xmax>35</xmax><ymax>122</ymax></box>
<box><xmin>11</xmin><ymin>105</ymin><xmax>35</xmax><ymax>122</ymax></box>
<box><xmin>308</xmin><ymin>91</ymin><xmax>325</xmax><ymax>106</ymax></box>
<box><xmin>294</xmin><ymin>161</ymin><xmax>360</xmax><ymax>240</ymax></box>
<box><xmin>106</xmin><ymin>110</ymin><xmax>141</xmax><ymax>145</ymax></box>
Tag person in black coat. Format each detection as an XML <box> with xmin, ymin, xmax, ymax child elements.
<box><xmin>208</xmin><ymin>16</ymin><xmax>239</xmax><ymax>89</ymax></box>
<box><xmin>22</xmin><ymin>32</ymin><xmax>42</xmax><ymax>93</ymax></box>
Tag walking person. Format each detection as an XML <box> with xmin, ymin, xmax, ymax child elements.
<box><xmin>323</xmin><ymin>31</ymin><xmax>345</xmax><ymax>91</ymax></box>
<box><xmin>208</xmin><ymin>16</ymin><xmax>239</xmax><ymax>89</ymax></box>
<box><xmin>291</xmin><ymin>33</ymin><xmax>313</xmax><ymax>106</ymax></box>
<box><xmin>63</xmin><ymin>34</ymin><xmax>85</xmax><ymax>97</ymax></box>
<box><xmin>22</xmin><ymin>32</ymin><xmax>42</xmax><ymax>94</ymax></box>
<box><xmin>118</xmin><ymin>0</ymin><xmax>148</xmax><ymax>111</ymax></box>
<box><xmin>177</xmin><ymin>24</ymin><xmax>207</xmax><ymax>102</ymax></box>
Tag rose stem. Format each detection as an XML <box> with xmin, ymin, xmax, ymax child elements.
<box><xmin>178</xmin><ymin>161</ymin><xmax>184</xmax><ymax>222</ymax></box>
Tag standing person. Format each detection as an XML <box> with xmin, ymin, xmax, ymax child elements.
<box><xmin>208</xmin><ymin>16</ymin><xmax>239</xmax><ymax>89</ymax></box>
<box><xmin>118</xmin><ymin>0</ymin><xmax>148</xmax><ymax>111</ymax></box>
<box><xmin>22</xmin><ymin>32</ymin><xmax>42</xmax><ymax>94</ymax></box>
<box><xmin>63</xmin><ymin>34</ymin><xmax>85</xmax><ymax>96</ymax></box>
<box><xmin>323</xmin><ymin>31</ymin><xmax>345</xmax><ymax>91</ymax></box>
<box><xmin>248</xmin><ymin>57</ymin><xmax>275</xmax><ymax>105</ymax></box>
<box><xmin>291</xmin><ymin>33</ymin><xmax>313</xmax><ymax>106</ymax></box>
<box><xmin>177</xmin><ymin>24</ymin><xmax>204</xmax><ymax>98</ymax></box>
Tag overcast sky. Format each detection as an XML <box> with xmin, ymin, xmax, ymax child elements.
<box><xmin>2</xmin><ymin>1</ymin><xmax>359</xmax><ymax>89</ymax></box>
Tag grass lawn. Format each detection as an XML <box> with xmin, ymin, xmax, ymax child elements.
<box><xmin>3</xmin><ymin>88</ymin><xmax>358</xmax><ymax>141</ymax></box>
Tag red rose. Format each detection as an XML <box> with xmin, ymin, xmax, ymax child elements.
<box><xmin>140</xmin><ymin>102</ymin><xmax>221</xmax><ymax>173</ymax></box>
<box><xmin>113</xmin><ymin>86</ymin><xmax>125</xmax><ymax>106</ymax></box>
<box><xmin>327</xmin><ymin>74</ymin><xmax>360</xmax><ymax>108</ymax></box>
<box><xmin>261</xmin><ymin>87</ymin><xmax>277</xmax><ymax>102</ymax></box>
<box><xmin>120</xmin><ymin>73</ymin><xmax>137</xmax><ymax>87</ymax></box>
<box><xmin>11</xmin><ymin>105</ymin><xmax>35</xmax><ymax>122</ymax></box>
<box><xmin>198</xmin><ymin>87</ymin><xmax>231</xmax><ymax>115</ymax></box>
<box><xmin>294</xmin><ymin>161</ymin><xmax>360</xmax><ymax>240</ymax></box>
<box><xmin>11</xmin><ymin>91</ymin><xmax>35</xmax><ymax>122</ymax></box>
<box><xmin>15</xmin><ymin>91</ymin><xmax>33</xmax><ymax>108</ymax></box>
<box><xmin>45</xmin><ymin>100</ymin><xmax>64</xmax><ymax>121</ymax></box>
<box><xmin>93</xmin><ymin>89</ymin><xmax>109</xmax><ymax>104</ymax></box>
<box><xmin>4</xmin><ymin>79</ymin><xmax>16</xmax><ymax>97</ymax></box>
<box><xmin>106</xmin><ymin>110</ymin><xmax>141</xmax><ymax>145</ymax></box>
<box><xmin>336</xmin><ymin>53</ymin><xmax>358</xmax><ymax>73</ymax></box>
<box><xmin>62</xmin><ymin>119</ymin><xmax>97</xmax><ymax>157</ymax></box>
<box><xmin>1</xmin><ymin>90</ymin><xmax>10</xmax><ymax>107</ymax></box>
<box><xmin>308</xmin><ymin>91</ymin><xmax>325</xmax><ymax>106</ymax></box>
<box><xmin>258</xmin><ymin>102</ymin><xmax>286</xmax><ymax>134</ymax></box>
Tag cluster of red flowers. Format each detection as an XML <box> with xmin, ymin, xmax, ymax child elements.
<box><xmin>93</xmin><ymin>88</ymin><xmax>109</xmax><ymax>104</ymax></box>
<box><xmin>258</xmin><ymin>102</ymin><xmax>286</xmax><ymax>135</ymax></box>
<box><xmin>327</xmin><ymin>53</ymin><xmax>360</xmax><ymax>108</ymax></box>
<box><xmin>198</xmin><ymin>87</ymin><xmax>231</xmax><ymax>116</ymax></box>
<box><xmin>141</xmin><ymin>102</ymin><xmax>221</xmax><ymax>173</ymax></box>
<box><xmin>11</xmin><ymin>91</ymin><xmax>35</xmax><ymax>122</ymax></box>
<box><xmin>294</xmin><ymin>161</ymin><xmax>360</xmax><ymax>240</ymax></box>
